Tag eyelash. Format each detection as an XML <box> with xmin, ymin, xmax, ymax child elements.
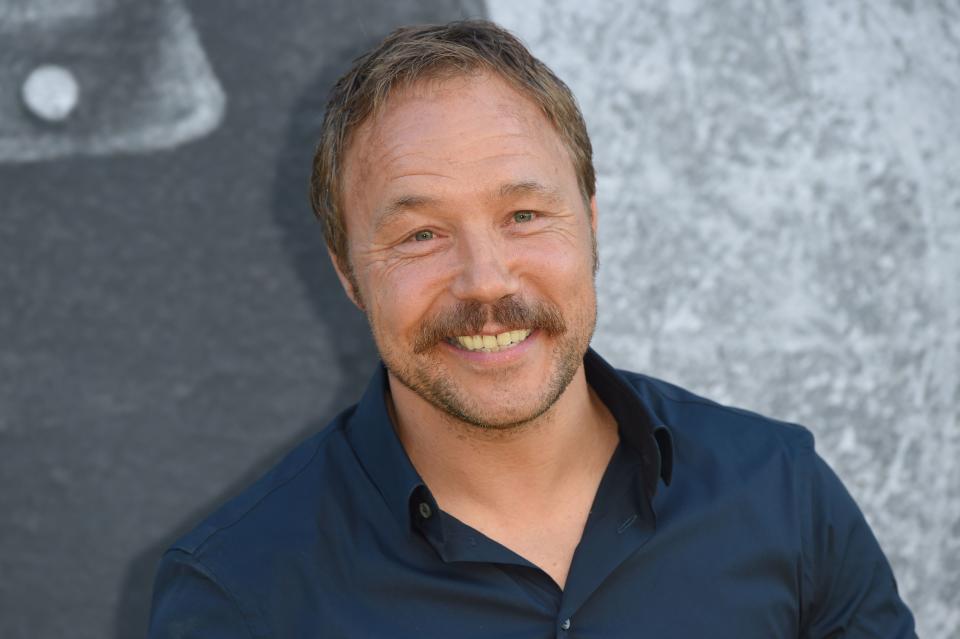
<box><xmin>406</xmin><ymin>211</ymin><xmax>538</xmax><ymax>243</ymax></box>
<box><xmin>513</xmin><ymin>210</ymin><xmax>536</xmax><ymax>223</ymax></box>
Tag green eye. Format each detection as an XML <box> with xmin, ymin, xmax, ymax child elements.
<box><xmin>513</xmin><ymin>211</ymin><xmax>535</xmax><ymax>223</ymax></box>
<box><xmin>413</xmin><ymin>230</ymin><xmax>434</xmax><ymax>241</ymax></box>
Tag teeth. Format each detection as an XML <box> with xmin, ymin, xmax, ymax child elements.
<box><xmin>452</xmin><ymin>329</ymin><xmax>532</xmax><ymax>352</ymax></box>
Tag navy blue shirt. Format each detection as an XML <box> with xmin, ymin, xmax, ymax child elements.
<box><xmin>149</xmin><ymin>349</ymin><xmax>916</xmax><ymax>638</ymax></box>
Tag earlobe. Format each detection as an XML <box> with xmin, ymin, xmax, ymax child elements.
<box><xmin>327</xmin><ymin>247</ymin><xmax>365</xmax><ymax>311</ymax></box>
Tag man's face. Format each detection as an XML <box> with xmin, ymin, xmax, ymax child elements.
<box><xmin>338</xmin><ymin>72</ymin><xmax>598</xmax><ymax>429</ymax></box>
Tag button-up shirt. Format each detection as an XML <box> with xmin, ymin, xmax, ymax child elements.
<box><xmin>149</xmin><ymin>349</ymin><xmax>916</xmax><ymax>637</ymax></box>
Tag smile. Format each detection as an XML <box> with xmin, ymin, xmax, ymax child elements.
<box><xmin>447</xmin><ymin>329</ymin><xmax>533</xmax><ymax>353</ymax></box>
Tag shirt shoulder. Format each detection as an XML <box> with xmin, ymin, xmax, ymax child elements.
<box><xmin>150</xmin><ymin>404</ymin><xmax>382</xmax><ymax>637</ymax></box>
<box><xmin>612</xmin><ymin>368</ymin><xmax>917</xmax><ymax>636</ymax></box>
<box><xmin>168</xmin><ymin>405</ymin><xmax>358</xmax><ymax>559</ymax></box>
<box><xmin>618</xmin><ymin>368</ymin><xmax>815</xmax><ymax>455</ymax></box>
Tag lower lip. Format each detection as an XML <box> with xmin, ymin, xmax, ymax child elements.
<box><xmin>440</xmin><ymin>330</ymin><xmax>540</xmax><ymax>365</ymax></box>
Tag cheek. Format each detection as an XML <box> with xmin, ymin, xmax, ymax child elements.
<box><xmin>365</xmin><ymin>258</ymin><xmax>451</xmax><ymax>334</ymax></box>
<box><xmin>517</xmin><ymin>233</ymin><xmax>595</xmax><ymax>288</ymax></box>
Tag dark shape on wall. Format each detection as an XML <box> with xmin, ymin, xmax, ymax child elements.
<box><xmin>0</xmin><ymin>1</ymin><xmax>484</xmax><ymax>638</ymax></box>
<box><xmin>0</xmin><ymin>0</ymin><xmax>225</xmax><ymax>162</ymax></box>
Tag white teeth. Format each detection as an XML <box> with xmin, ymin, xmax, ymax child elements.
<box><xmin>452</xmin><ymin>329</ymin><xmax>532</xmax><ymax>352</ymax></box>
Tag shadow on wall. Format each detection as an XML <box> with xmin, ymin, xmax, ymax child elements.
<box><xmin>108</xmin><ymin>0</ymin><xmax>485</xmax><ymax>627</ymax></box>
<box><xmin>108</xmin><ymin>39</ymin><xmax>383</xmax><ymax>639</ymax></box>
<box><xmin>269</xmin><ymin>40</ymin><xmax>383</xmax><ymax>399</ymax></box>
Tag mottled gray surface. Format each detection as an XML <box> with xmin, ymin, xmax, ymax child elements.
<box><xmin>488</xmin><ymin>1</ymin><xmax>960</xmax><ymax>636</ymax></box>
<box><xmin>0</xmin><ymin>0</ymin><xmax>225</xmax><ymax>162</ymax></box>
<box><xmin>0</xmin><ymin>1</ymin><xmax>482</xmax><ymax>637</ymax></box>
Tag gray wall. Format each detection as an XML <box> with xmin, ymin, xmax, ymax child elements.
<box><xmin>0</xmin><ymin>1</ymin><xmax>482</xmax><ymax>637</ymax></box>
<box><xmin>1</xmin><ymin>0</ymin><xmax>956</xmax><ymax>637</ymax></box>
<box><xmin>488</xmin><ymin>1</ymin><xmax>959</xmax><ymax>636</ymax></box>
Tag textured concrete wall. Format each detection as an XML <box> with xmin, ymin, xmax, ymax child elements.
<box><xmin>487</xmin><ymin>1</ymin><xmax>960</xmax><ymax>636</ymax></box>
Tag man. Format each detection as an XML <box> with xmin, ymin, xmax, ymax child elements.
<box><xmin>149</xmin><ymin>20</ymin><xmax>916</xmax><ymax>638</ymax></box>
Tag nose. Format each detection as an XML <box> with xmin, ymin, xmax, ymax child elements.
<box><xmin>450</xmin><ymin>232</ymin><xmax>521</xmax><ymax>304</ymax></box>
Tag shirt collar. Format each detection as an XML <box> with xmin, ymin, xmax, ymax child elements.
<box><xmin>344</xmin><ymin>362</ymin><xmax>425</xmax><ymax>533</ymax></box>
<box><xmin>583</xmin><ymin>348</ymin><xmax>674</xmax><ymax>497</ymax></box>
<box><xmin>344</xmin><ymin>347</ymin><xmax>674</xmax><ymax>533</ymax></box>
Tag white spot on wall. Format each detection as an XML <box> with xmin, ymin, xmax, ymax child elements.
<box><xmin>21</xmin><ymin>64</ymin><xmax>80</xmax><ymax>122</ymax></box>
<box><xmin>0</xmin><ymin>0</ymin><xmax>226</xmax><ymax>163</ymax></box>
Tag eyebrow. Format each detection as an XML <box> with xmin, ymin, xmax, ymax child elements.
<box><xmin>373</xmin><ymin>194</ymin><xmax>440</xmax><ymax>233</ymax></box>
<box><xmin>373</xmin><ymin>179</ymin><xmax>564</xmax><ymax>233</ymax></box>
<box><xmin>497</xmin><ymin>179</ymin><xmax>564</xmax><ymax>204</ymax></box>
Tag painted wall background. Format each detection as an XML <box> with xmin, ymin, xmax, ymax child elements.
<box><xmin>487</xmin><ymin>1</ymin><xmax>960</xmax><ymax>637</ymax></box>
<box><xmin>0</xmin><ymin>1</ymin><xmax>482</xmax><ymax>637</ymax></box>
<box><xmin>0</xmin><ymin>0</ymin><xmax>955</xmax><ymax>637</ymax></box>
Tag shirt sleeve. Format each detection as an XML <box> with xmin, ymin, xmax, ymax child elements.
<box><xmin>799</xmin><ymin>445</ymin><xmax>917</xmax><ymax>638</ymax></box>
<box><xmin>148</xmin><ymin>548</ymin><xmax>257</xmax><ymax>639</ymax></box>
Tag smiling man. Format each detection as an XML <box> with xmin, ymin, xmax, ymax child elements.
<box><xmin>149</xmin><ymin>21</ymin><xmax>916</xmax><ymax>638</ymax></box>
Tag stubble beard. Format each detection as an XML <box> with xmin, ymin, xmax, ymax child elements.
<box><xmin>369</xmin><ymin>293</ymin><xmax>597</xmax><ymax>431</ymax></box>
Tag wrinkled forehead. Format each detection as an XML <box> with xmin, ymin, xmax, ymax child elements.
<box><xmin>353</xmin><ymin>72</ymin><xmax>550</xmax><ymax>152</ymax></box>
<box><xmin>341</xmin><ymin>72</ymin><xmax>573</xmax><ymax>200</ymax></box>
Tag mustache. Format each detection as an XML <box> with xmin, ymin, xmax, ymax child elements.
<box><xmin>412</xmin><ymin>296</ymin><xmax>566</xmax><ymax>354</ymax></box>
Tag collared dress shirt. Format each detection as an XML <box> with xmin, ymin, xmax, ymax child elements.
<box><xmin>149</xmin><ymin>349</ymin><xmax>916</xmax><ymax>638</ymax></box>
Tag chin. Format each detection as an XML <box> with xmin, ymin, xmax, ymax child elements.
<box><xmin>444</xmin><ymin>396</ymin><xmax>556</xmax><ymax>431</ymax></box>
<box><xmin>386</xmin><ymin>339</ymin><xmax>584</xmax><ymax>431</ymax></box>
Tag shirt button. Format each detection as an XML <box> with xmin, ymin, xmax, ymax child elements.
<box><xmin>418</xmin><ymin>502</ymin><xmax>433</xmax><ymax>519</ymax></box>
<box><xmin>560</xmin><ymin>618</ymin><xmax>571</xmax><ymax>631</ymax></box>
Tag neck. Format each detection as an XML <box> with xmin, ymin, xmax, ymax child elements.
<box><xmin>388</xmin><ymin>365</ymin><xmax>619</xmax><ymax>519</ymax></box>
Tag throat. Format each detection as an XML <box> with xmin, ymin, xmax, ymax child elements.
<box><xmin>387</xmin><ymin>366</ymin><xmax>620</xmax><ymax>589</ymax></box>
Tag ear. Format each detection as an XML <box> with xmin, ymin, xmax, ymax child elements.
<box><xmin>589</xmin><ymin>195</ymin><xmax>598</xmax><ymax>234</ymax></box>
<box><xmin>327</xmin><ymin>246</ymin><xmax>364</xmax><ymax>311</ymax></box>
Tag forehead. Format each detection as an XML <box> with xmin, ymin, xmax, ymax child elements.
<box><xmin>340</xmin><ymin>72</ymin><xmax>578</xmax><ymax>223</ymax></box>
<box><xmin>361</xmin><ymin>72</ymin><xmax>547</xmax><ymax>144</ymax></box>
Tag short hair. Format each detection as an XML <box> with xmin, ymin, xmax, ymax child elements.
<box><xmin>309</xmin><ymin>20</ymin><xmax>596</xmax><ymax>279</ymax></box>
